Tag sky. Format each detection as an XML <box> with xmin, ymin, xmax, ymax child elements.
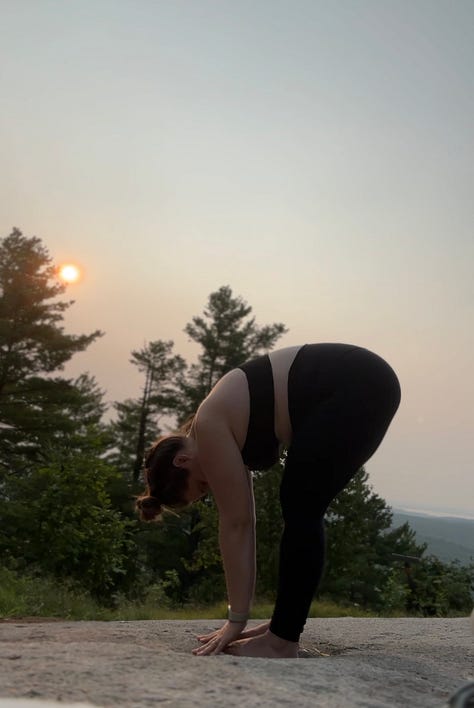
<box><xmin>1</xmin><ymin>0</ymin><xmax>473</xmax><ymax>517</ymax></box>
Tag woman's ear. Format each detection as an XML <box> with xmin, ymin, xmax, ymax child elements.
<box><xmin>173</xmin><ymin>452</ymin><xmax>190</xmax><ymax>468</ymax></box>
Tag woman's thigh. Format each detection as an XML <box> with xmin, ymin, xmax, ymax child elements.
<box><xmin>281</xmin><ymin>397</ymin><xmax>399</xmax><ymax>515</ymax></box>
<box><xmin>283</xmin><ymin>345</ymin><xmax>401</xmax><ymax>504</ymax></box>
<box><xmin>280</xmin><ymin>435</ymin><xmax>359</xmax><ymax>520</ymax></box>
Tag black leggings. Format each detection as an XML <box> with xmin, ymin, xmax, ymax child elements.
<box><xmin>269</xmin><ymin>344</ymin><xmax>401</xmax><ymax>642</ymax></box>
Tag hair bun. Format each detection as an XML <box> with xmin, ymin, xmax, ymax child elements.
<box><xmin>136</xmin><ymin>494</ymin><xmax>162</xmax><ymax>521</ymax></box>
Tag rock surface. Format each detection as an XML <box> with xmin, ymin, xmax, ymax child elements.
<box><xmin>0</xmin><ymin>617</ymin><xmax>472</xmax><ymax>707</ymax></box>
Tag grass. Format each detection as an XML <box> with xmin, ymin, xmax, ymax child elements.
<box><xmin>85</xmin><ymin>598</ymin><xmax>377</xmax><ymax>622</ymax></box>
<box><xmin>0</xmin><ymin>567</ymin><xmax>378</xmax><ymax>621</ymax></box>
<box><xmin>2</xmin><ymin>566</ymin><xmax>452</xmax><ymax>622</ymax></box>
<box><xmin>0</xmin><ymin>567</ymin><xmax>107</xmax><ymax>620</ymax></box>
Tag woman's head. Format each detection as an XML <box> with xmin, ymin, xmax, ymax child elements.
<box><xmin>136</xmin><ymin>434</ymin><xmax>190</xmax><ymax>521</ymax></box>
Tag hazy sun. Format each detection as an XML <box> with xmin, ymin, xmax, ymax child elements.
<box><xmin>58</xmin><ymin>263</ymin><xmax>81</xmax><ymax>284</ymax></box>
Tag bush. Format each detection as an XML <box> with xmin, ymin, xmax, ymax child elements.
<box><xmin>408</xmin><ymin>556</ymin><xmax>474</xmax><ymax>616</ymax></box>
<box><xmin>0</xmin><ymin>566</ymin><xmax>105</xmax><ymax>619</ymax></box>
<box><xmin>0</xmin><ymin>452</ymin><xmax>138</xmax><ymax>599</ymax></box>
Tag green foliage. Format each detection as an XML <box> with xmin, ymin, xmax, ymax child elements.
<box><xmin>180</xmin><ymin>463</ymin><xmax>285</xmax><ymax>605</ymax></box>
<box><xmin>320</xmin><ymin>469</ymin><xmax>425</xmax><ymax>609</ymax></box>
<box><xmin>407</xmin><ymin>556</ymin><xmax>474</xmax><ymax>616</ymax></box>
<box><xmin>1</xmin><ymin>564</ymin><xmax>378</xmax><ymax>621</ymax></box>
<box><xmin>0</xmin><ymin>451</ymin><xmax>137</xmax><ymax>598</ymax></box>
<box><xmin>253</xmin><ymin>464</ymin><xmax>284</xmax><ymax>597</ymax></box>
<box><xmin>0</xmin><ymin>564</ymin><xmax>379</xmax><ymax>621</ymax></box>
<box><xmin>181</xmin><ymin>499</ymin><xmax>225</xmax><ymax>604</ymax></box>
<box><xmin>0</xmin><ymin>229</ymin><xmax>100</xmax><ymax>382</ymax></box>
<box><xmin>131</xmin><ymin>510</ymin><xmax>198</xmax><ymax>603</ymax></box>
<box><xmin>0</xmin><ymin>229</ymin><xmax>103</xmax><ymax>467</ymax></box>
<box><xmin>181</xmin><ymin>285</ymin><xmax>287</xmax><ymax>415</ymax></box>
<box><xmin>108</xmin><ymin>340</ymin><xmax>186</xmax><ymax>480</ymax></box>
<box><xmin>367</xmin><ymin>567</ymin><xmax>410</xmax><ymax>612</ymax></box>
<box><xmin>0</xmin><ymin>565</ymin><xmax>109</xmax><ymax>620</ymax></box>
<box><xmin>129</xmin><ymin>340</ymin><xmax>186</xmax><ymax>479</ymax></box>
<box><xmin>1</xmin><ymin>234</ymin><xmax>471</xmax><ymax>621</ymax></box>
<box><xmin>318</xmin><ymin>472</ymin><xmax>473</xmax><ymax>615</ymax></box>
<box><xmin>125</xmin><ymin>286</ymin><xmax>288</xmax><ymax>604</ymax></box>
<box><xmin>108</xmin><ymin>399</ymin><xmax>143</xmax><ymax>475</ymax></box>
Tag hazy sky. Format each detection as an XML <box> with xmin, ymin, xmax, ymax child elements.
<box><xmin>1</xmin><ymin>0</ymin><xmax>473</xmax><ymax>516</ymax></box>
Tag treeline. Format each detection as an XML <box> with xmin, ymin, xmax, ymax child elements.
<box><xmin>0</xmin><ymin>229</ymin><xmax>472</xmax><ymax>617</ymax></box>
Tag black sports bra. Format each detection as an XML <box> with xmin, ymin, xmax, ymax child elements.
<box><xmin>238</xmin><ymin>355</ymin><xmax>280</xmax><ymax>470</ymax></box>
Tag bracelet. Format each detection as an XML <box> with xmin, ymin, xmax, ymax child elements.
<box><xmin>227</xmin><ymin>606</ymin><xmax>249</xmax><ymax>623</ymax></box>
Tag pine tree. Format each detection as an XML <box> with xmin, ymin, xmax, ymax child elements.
<box><xmin>179</xmin><ymin>286</ymin><xmax>287</xmax><ymax>599</ymax></box>
<box><xmin>0</xmin><ymin>229</ymin><xmax>103</xmax><ymax>467</ymax></box>
<box><xmin>181</xmin><ymin>285</ymin><xmax>287</xmax><ymax>415</ymax></box>
<box><xmin>320</xmin><ymin>468</ymin><xmax>426</xmax><ymax>608</ymax></box>
<box><xmin>108</xmin><ymin>340</ymin><xmax>186</xmax><ymax>481</ymax></box>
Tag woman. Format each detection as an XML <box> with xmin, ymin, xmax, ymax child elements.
<box><xmin>136</xmin><ymin>343</ymin><xmax>401</xmax><ymax>658</ymax></box>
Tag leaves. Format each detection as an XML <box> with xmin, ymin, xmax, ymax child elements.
<box><xmin>0</xmin><ymin>229</ymin><xmax>101</xmax><ymax>388</ymax></box>
<box><xmin>0</xmin><ymin>452</ymin><xmax>137</xmax><ymax>597</ymax></box>
<box><xmin>108</xmin><ymin>340</ymin><xmax>186</xmax><ymax>480</ymax></box>
<box><xmin>1</xmin><ymin>235</ymin><xmax>471</xmax><ymax>616</ymax></box>
<box><xmin>181</xmin><ymin>285</ymin><xmax>287</xmax><ymax>415</ymax></box>
<box><xmin>321</xmin><ymin>469</ymin><xmax>427</xmax><ymax>609</ymax></box>
<box><xmin>0</xmin><ymin>229</ymin><xmax>104</xmax><ymax>467</ymax></box>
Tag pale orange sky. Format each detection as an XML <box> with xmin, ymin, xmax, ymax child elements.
<box><xmin>1</xmin><ymin>0</ymin><xmax>473</xmax><ymax>516</ymax></box>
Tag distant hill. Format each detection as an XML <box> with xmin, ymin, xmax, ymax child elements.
<box><xmin>391</xmin><ymin>510</ymin><xmax>474</xmax><ymax>565</ymax></box>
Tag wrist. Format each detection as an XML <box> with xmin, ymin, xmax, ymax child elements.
<box><xmin>227</xmin><ymin>605</ymin><xmax>249</xmax><ymax>623</ymax></box>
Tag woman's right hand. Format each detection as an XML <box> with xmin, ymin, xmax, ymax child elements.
<box><xmin>193</xmin><ymin>620</ymin><xmax>247</xmax><ymax>655</ymax></box>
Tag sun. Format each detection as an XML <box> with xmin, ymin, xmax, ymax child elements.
<box><xmin>58</xmin><ymin>263</ymin><xmax>81</xmax><ymax>284</ymax></box>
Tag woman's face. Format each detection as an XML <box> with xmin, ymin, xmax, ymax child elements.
<box><xmin>173</xmin><ymin>438</ymin><xmax>209</xmax><ymax>504</ymax></box>
<box><xmin>185</xmin><ymin>473</ymin><xmax>209</xmax><ymax>504</ymax></box>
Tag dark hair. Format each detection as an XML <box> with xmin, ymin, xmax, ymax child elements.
<box><xmin>135</xmin><ymin>434</ymin><xmax>190</xmax><ymax>522</ymax></box>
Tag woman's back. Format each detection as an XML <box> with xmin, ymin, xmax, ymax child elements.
<box><xmin>197</xmin><ymin>345</ymin><xmax>303</xmax><ymax>455</ymax></box>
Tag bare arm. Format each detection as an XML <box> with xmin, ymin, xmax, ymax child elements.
<box><xmin>191</xmin><ymin>415</ymin><xmax>256</xmax><ymax>655</ymax></box>
<box><xmin>218</xmin><ymin>467</ymin><xmax>256</xmax><ymax>616</ymax></box>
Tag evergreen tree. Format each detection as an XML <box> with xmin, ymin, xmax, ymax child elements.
<box><xmin>108</xmin><ymin>399</ymin><xmax>143</xmax><ymax>478</ymax></box>
<box><xmin>177</xmin><ymin>286</ymin><xmax>287</xmax><ymax>599</ymax></box>
<box><xmin>407</xmin><ymin>556</ymin><xmax>474</xmax><ymax>616</ymax></box>
<box><xmin>253</xmin><ymin>465</ymin><xmax>284</xmax><ymax>597</ymax></box>
<box><xmin>108</xmin><ymin>340</ymin><xmax>186</xmax><ymax>481</ymax></box>
<box><xmin>0</xmin><ymin>228</ymin><xmax>103</xmax><ymax>466</ymax></box>
<box><xmin>320</xmin><ymin>468</ymin><xmax>426</xmax><ymax>608</ymax></box>
<box><xmin>181</xmin><ymin>285</ymin><xmax>287</xmax><ymax>415</ymax></box>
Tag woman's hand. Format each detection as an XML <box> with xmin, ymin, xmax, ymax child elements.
<box><xmin>192</xmin><ymin>620</ymin><xmax>247</xmax><ymax>656</ymax></box>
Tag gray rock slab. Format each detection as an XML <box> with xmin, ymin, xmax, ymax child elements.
<box><xmin>0</xmin><ymin>702</ymin><xmax>93</xmax><ymax>707</ymax></box>
<box><xmin>0</xmin><ymin>617</ymin><xmax>472</xmax><ymax>707</ymax></box>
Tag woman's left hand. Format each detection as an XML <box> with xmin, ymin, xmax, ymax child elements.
<box><xmin>192</xmin><ymin>620</ymin><xmax>247</xmax><ymax>656</ymax></box>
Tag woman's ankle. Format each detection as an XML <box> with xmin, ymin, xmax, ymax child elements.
<box><xmin>266</xmin><ymin>629</ymin><xmax>299</xmax><ymax>650</ymax></box>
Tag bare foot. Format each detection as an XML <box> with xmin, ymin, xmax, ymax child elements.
<box><xmin>224</xmin><ymin>630</ymin><xmax>298</xmax><ymax>658</ymax></box>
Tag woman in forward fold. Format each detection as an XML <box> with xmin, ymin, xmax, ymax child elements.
<box><xmin>136</xmin><ymin>343</ymin><xmax>401</xmax><ymax>658</ymax></box>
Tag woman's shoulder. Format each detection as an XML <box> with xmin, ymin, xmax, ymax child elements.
<box><xmin>208</xmin><ymin>367</ymin><xmax>248</xmax><ymax>398</ymax></box>
<box><xmin>197</xmin><ymin>369</ymin><xmax>249</xmax><ymax>446</ymax></box>
<box><xmin>197</xmin><ymin>369</ymin><xmax>249</xmax><ymax>418</ymax></box>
